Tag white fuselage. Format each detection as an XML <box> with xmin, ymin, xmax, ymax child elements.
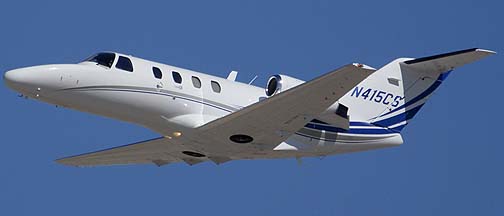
<box><xmin>4</xmin><ymin>52</ymin><xmax>402</xmax><ymax>160</ymax></box>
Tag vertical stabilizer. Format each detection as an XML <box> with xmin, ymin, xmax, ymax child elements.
<box><xmin>339</xmin><ymin>48</ymin><xmax>495</xmax><ymax>132</ymax></box>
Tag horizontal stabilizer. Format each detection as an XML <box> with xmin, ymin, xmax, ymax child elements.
<box><xmin>402</xmin><ymin>48</ymin><xmax>495</xmax><ymax>73</ymax></box>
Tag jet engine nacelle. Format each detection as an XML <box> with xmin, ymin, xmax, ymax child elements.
<box><xmin>265</xmin><ymin>74</ymin><xmax>305</xmax><ymax>97</ymax></box>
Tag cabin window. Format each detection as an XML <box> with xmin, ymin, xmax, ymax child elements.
<box><xmin>191</xmin><ymin>76</ymin><xmax>201</xmax><ymax>88</ymax></box>
<box><xmin>172</xmin><ymin>71</ymin><xmax>182</xmax><ymax>84</ymax></box>
<box><xmin>84</xmin><ymin>52</ymin><xmax>115</xmax><ymax>68</ymax></box>
<box><xmin>211</xmin><ymin>81</ymin><xmax>221</xmax><ymax>93</ymax></box>
<box><xmin>152</xmin><ymin>67</ymin><xmax>162</xmax><ymax>79</ymax></box>
<box><xmin>116</xmin><ymin>56</ymin><xmax>133</xmax><ymax>72</ymax></box>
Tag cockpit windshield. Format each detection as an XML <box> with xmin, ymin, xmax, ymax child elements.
<box><xmin>84</xmin><ymin>52</ymin><xmax>116</xmax><ymax>68</ymax></box>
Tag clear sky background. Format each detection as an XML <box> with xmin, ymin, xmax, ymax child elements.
<box><xmin>0</xmin><ymin>0</ymin><xmax>502</xmax><ymax>215</ymax></box>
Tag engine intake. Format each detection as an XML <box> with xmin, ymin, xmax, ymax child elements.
<box><xmin>265</xmin><ymin>74</ymin><xmax>304</xmax><ymax>97</ymax></box>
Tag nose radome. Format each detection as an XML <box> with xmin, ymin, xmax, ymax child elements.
<box><xmin>4</xmin><ymin>64</ymin><xmax>85</xmax><ymax>94</ymax></box>
<box><xmin>4</xmin><ymin>68</ymin><xmax>30</xmax><ymax>91</ymax></box>
<box><xmin>4</xmin><ymin>70</ymin><xmax>14</xmax><ymax>84</ymax></box>
<box><xmin>4</xmin><ymin>65</ymin><xmax>59</xmax><ymax>94</ymax></box>
<box><xmin>4</xmin><ymin>66</ymin><xmax>44</xmax><ymax>88</ymax></box>
<box><xmin>4</xmin><ymin>69</ymin><xmax>26</xmax><ymax>86</ymax></box>
<box><xmin>4</xmin><ymin>68</ymin><xmax>36</xmax><ymax>94</ymax></box>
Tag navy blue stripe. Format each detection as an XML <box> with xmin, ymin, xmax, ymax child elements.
<box><xmin>304</xmin><ymin>123</ymin><xmax>392</xmax><ymax>134</ymax></box>
<box><xmin>389</xmin><ymin>124</ymin><xmax>407</xmax><ymax>132</ymax></box>
<box><xmin>403</xmin><ymin>80</ymin><xmax>442</xmax><ymax>108</ymax></box>
<box><xmin>403</xmin><ymin>48</ymin><xmax>477</xmax><ymax>64</ymax></box>
<box><xmin>373</xmin><ymin>104</ymin><xmax>424</xmax><ymax>127</ymax></box>
<box><xmin>296</xmin><ymin>128</ymin><xmax>397</xmax><ymax>142</ymax></box>
<box><xmin>350</xmin><ymin>122</ymin><xmax>376</xmax><ymax>127</ymax></box>
<box><xmin>305</xmin><ymin>123</ymin><xmax>346</xmax><ymax>133</ymax></box>
<box><xmin>379</xmin><ymin>73</ymin><xmax>446</xmax><ymax>118</ymax></box>
<box><xmin>438</xmin><ymin>71</ymin><xmax>452</xmax><ymax>81</ymax></box>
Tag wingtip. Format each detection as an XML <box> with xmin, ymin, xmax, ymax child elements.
<box><xmin>54</xmin><ymin>159</ymin><xmax>81</xmax><ymax>167</ymax></box>
<box><xmin>475</xmin><ymin>48</ymin><xmax>497</xmax><ymax>55</ymax></box>
<box><xmin>352</xmin><ymin>63</ymin><xmax>376</xmax><ymax>70</ymax></box>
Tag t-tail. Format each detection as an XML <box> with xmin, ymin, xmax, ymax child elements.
<box><xmin>339</xmin><ymin>48</ymin><xmax>495</xmax><ymax>132</ymax></box>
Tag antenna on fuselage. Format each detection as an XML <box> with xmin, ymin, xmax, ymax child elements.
<box><xmin>227</xmin><ymin>71</ymin><xmax>238</xmax><ymax>81</ymax></box>
<box><xmin>248</xmin><ymin>75</ymin><xmax>258</xmax><ymax>85</ymax></box>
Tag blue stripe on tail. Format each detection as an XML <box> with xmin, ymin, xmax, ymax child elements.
<box><xmin>371</xmin><ymin>71</ymin><xmax>452</xmax><ymax>131</ymax></box>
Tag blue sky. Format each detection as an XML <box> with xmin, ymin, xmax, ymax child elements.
<box><xmin>0</xmin><ymin>0</ymin><xmax>502</xmax><ymax>215</ymax></box>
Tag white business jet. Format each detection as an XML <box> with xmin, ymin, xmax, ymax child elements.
<box><xmin>3</xmin><ymin>48</ymin><xmax>494</xmax><ymax>166</ymax></box>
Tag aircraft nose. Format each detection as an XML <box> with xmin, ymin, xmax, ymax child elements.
<box><xmin>4</xmin><ymin>64</ymin><xmax>84</xmax><ymax>96</ymax></box>
<box><xmin>3</xmin><ymin>68</ymin><xmax>31</xmax><ymax>92</ymax></box>
<box><xmin>3</xmin><ymin>65</ymin><xmax>58</xmax><ymax>95</ymax></box>
<box><xmin>4</xmin><ymin>68</ymin><xmax>27</xmax><ymax>86</ymax></box>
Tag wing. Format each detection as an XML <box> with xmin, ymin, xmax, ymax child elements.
<box><xmin>56</xmin><ymin>137</ymin><xmax>210</xmax><ymax>167</ymax></box>
<box><xmin>197</xmin><ymin>63</ymin><xmax>375</xmax><ymax>151</ymax></box>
